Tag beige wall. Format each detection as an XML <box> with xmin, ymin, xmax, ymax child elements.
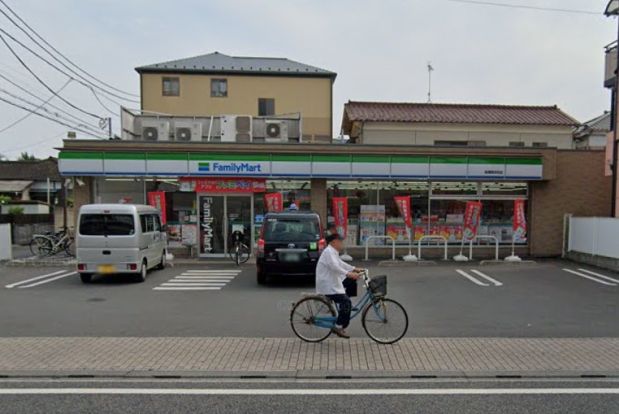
<box><xmin>359</xmin><ymin>122</ymin><xmax>574</xmax><ymax>149</ymax></box>
<box><xmin>141</xmin><ymin>73</ymin><xmax>332</xmax><ymax>140</ymax></box>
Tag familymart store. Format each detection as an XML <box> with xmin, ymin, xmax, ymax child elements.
<box><xmin>58</xmin><ymin>144</ymin><xmax>547</xmax><ymax>258</ymax></box>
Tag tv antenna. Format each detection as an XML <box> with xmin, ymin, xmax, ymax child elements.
<box><xmin>427</xmin><ymin>62</ymin><xmax>434</xmax><ymax>103</ymax></box>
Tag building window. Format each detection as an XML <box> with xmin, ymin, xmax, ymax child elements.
<box><xmin>162</xmin><ymin>77</ymin><xmax>180</xmax><ymax>96</ymax></box>
<box><xmin>509</xmin><ymin>141</ymin><xmax>525</xmax><ymax>147</ymax></box>
<box><xmin>258</xmin><ymin>98</ymin><xmax>275</xmax><ymax>116</ymax></box>
<box><xmin>211</xmin><ymin>79</ymin><xmax>227</xmax><ymax>97</ymax></box>
<box><xmin>532</xmin><ymin>142</ymin><xmax>548</xmax><ymax>148</ymax></box>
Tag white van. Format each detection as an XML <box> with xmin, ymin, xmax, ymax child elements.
<box><xmin>76</xmin><ymin>204</ymin><xmax>167</xmax><ymax>283</ymax></box>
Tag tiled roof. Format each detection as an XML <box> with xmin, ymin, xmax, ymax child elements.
<box><xmin>0</xmin><ymin>158</ymin><xmax>60</xmax><ymax>181</ymax></box>
<box><xmin>342</xmin><ymin>101</ymin><xmax>579</xmax><ymax>133</ymax></box>
<box><xmin>136</xmin><ymin>52</ymin><xmax>336</xmax><ymax>78</ymax></box>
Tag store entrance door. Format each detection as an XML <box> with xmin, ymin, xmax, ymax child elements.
<box><xmin>198</xmin><ymin>194</ymin><xmax>253</xmax><ymax>257</ymax></box>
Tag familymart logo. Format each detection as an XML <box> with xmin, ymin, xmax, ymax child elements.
<box><xmin>198</xmin><ymin>161</ymin><xmax>262</xmax><ymax>174</ymax></box>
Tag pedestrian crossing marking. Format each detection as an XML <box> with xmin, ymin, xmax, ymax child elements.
<box><xmin>153</xmin><ymin>269</ymin><xmax>241</xmax><ymax>291</ymax></box>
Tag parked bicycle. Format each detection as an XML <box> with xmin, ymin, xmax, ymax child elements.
<box><xmin>228</xmin><ymin>229</ymin><xmax>250</xmax><ymax>265</ymax></box>
<box><xmin>290</xmin><ymin>269</ymin><xmax>408</xmax><ymax>344</ymax></box>
<box><xmin>29</xmin><ymin>228</ymin><xmax>74</xmax><ymax>257</ymax></box>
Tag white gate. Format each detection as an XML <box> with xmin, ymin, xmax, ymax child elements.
<box><xmin>567</xmin><ymin>216</ymin><xmax>619</xmax><ymax>259</ymax></box>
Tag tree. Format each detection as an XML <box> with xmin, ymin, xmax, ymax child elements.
<box><xmin>17</xmin><ymin>152</ymin><xmax>37</xmax><ymax>161</ymax></box>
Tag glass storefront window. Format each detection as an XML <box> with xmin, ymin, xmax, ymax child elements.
<box><xmin>431</xmin><ymin>182</ymin><xmax>479</xmax><ymax>196</ymax></box>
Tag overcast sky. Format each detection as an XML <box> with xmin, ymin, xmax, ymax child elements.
<box><xmin>0</xmin><ymin>0</ymin><xmax>614</xmax><ymax>159</ymax></box>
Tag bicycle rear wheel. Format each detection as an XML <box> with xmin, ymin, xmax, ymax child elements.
<box><xmin>361</xmin><ymin>298</ymin><xmax>408</xmax><ymax>344</ymax></box>
<box><xmin>290</xmin><ymin>296</ymin><xmax>335</xmax><ymax>343</ymax></box>
<box><xmin>63</xmin><ymin>237</ymin><xmax>75</xmax><ymax>257</ymax></box>
<box><xmin>30</xmin><ymin>236</ymin><xmax>53</xmax><ymax>257</ymax></box>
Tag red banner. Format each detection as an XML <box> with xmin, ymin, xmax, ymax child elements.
<box><xmin>147</xmin><ymin>191</ymin><xmax>167</xmax><ymax>224</ymax></box>
<box><xmin>462</xmin><ymin>201</ymin><xmax>482</xmax><ymax>242</ymax></box>
<box><xmin>332</xmin><ymin>197</ymin><xmax>348</xmax><ymax>239</ymax></box>
<box><xmin>179</xmin><ymin>177</ymin><xmax>266</xmax><ymax>193</ymax></box>
<box><xmin>394</xmin><ymin>196</ymin><xmax>413</xmax><ymax>239</ymax></box>
<box><xmin>513</xmin><ymin>199</ymin><xmax>527</xmax><ymax>242</ymax></box>
<box><xmin>264</xmin><ymin>193</ymin><xmax>283</xmax><ymax>212</ymax></box>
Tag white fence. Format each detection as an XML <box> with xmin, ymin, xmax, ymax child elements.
<box><xmin>0</xmin><ymin>224</ymin><xmax>11</xmax><ymax>261</ymax></box>
<box><xmin>568</xmin><ymin>217</ymin><xmax>619</xmax><ymax>259</ymax></box>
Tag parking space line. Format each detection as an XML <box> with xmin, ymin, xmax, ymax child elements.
<box><xmin>455</xmin><ymin>269</ymin><xmax>489</xmax><ymax>286</ymax></box>
<box><xmin>562</xmin><ymin>269</ymin><xmax>617</xmax><ymax>286</ymax></box>
<box><xmin>5</xmin><ymin>270</ymin><xmax>68</xmax><ymax>289</ymax></box>
<box><xmin>175</xmin><ymin>279</ymin><xmax>231</xmax><ymax>283</ymax></box>
<box><xmin>153</xmin><ymin>268</ymin><xmax>239</xmax><ymax>292</ymax></box>
<box><xmin>578</xmin><ymin>269</ymin><xmax>619</xmax><ymax>284</ymax></box>
<box><xmin>179</xmin><ymin>274</ymin><xmax>236</xmax><ymax>278</ymax></box>
<box><xmin>184</xmin><ymin>270</ymin><xmax>241</xmax><ymax>274</ymax></box>
<box><xmin>17</xmin><ymin>272</ymin><xmax>78</xmax><ymax>288</ymax></box>
<box><xmin>470</xmin><ymin>269</ymin><xmax>503</xmax><ymax>287</ymax></box>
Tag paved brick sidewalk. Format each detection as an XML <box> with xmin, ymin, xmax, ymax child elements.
<box><xmin>0</xmin><ymin>337</ymin><xmax>618</xmax><ymax>377</ymax></box>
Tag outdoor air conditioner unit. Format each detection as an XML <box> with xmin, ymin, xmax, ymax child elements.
<box><xmin>264</xmin><ymin>120</ymin><xmax>288</xmax><ymax>143</ymax></box>
<box><xmin>174</xmin><ymin>120</ymin><xmax>203</xmax><ymax>142</ymax></box>
<box><xmin>220</xmin><ymin>115</ymin><xmax>252</xmax><ymax>143</ymax></box>
<box><xmin>141</xmin><ymin>119</ymin><xmax>170</xmax><ymax>141</ymax></box>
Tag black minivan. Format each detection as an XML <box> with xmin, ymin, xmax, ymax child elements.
<box><xmin>256</xmin><ymin>211</ymin><xmax>325</xmax><ymax>284</ymax></box>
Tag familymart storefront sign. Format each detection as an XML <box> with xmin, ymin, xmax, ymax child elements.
<box><xmin>58</xmin><ymin>152</ymin><xmax>543</xmax><ymax>180</ymax></box>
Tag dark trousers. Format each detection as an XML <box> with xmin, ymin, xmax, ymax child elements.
<box><xmin>326</xmin><ymin>294</ymin><xmax>352</xmax><ymax>329</ymax></box>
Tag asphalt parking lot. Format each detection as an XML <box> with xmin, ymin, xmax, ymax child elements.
<box><xmin>0</xmin><ymin>260</ymin><xmax>617</xmax><ymax>338</ymax></box>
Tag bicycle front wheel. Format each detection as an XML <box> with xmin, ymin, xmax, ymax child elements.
<box><xmin>237</xmin><ymin>244</ymin><xmax>250</xmax><ymax>264</ymax></box>
<box><xmin>30</xmin><ymin>236</ymin><xmax>53</xmax><ymax>257</ymax></box>
<box><xmin>290</xmin><ymin>296</ymin><xmax>335</xmax><ymax>343</ymax></box>
<box><xmin>362</xmin><ymin>298</ymin><xmax>409</xmax><ymax>344</ymax></box>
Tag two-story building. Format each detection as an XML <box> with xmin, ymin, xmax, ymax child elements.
<box><xmin>57</xmin><ymin>54</ymin><xmax>611</xmax><ymax>259</ymax></box>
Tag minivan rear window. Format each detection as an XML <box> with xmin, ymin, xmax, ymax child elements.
<box><xmin>79</xmin><ymin>214</ymin><xmax>135</xmax><ymax>236</ymax></box>
<box><xmin>263</xmin><ymin>217</ymin><xmax>320</xmax><ymax>242</ymax></box>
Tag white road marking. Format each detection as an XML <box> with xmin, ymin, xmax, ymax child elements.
<box><xmin>174</xmin><ymin>279</ymin><xmax>232</xmax><ymax>283</ymax></box>
<box><xmin>153</xmin><ymin>287</ymin><xmax>222</xmax><ymax>291</ymax></box>
<box><xmin>470</xmin><ymin>269</ymin><xmax>503</xmax><ymax>286</ymax></box>
<box><xmin>179</xmin><ymin>274</ymin><xmax>236</xmax><ymax>278</ymax></box>
<box><xmin>161</xmin><ymin>283</ymin><xmax>227</xmax><ymax>287</ymax></box>
<box><xmin>0</xmin><ymin>388</ymin><xmax>617</xmax><ymax>395</ymax></box>
<box><xmin>455</xmin><ymin>269</ymin><xmax>489</xmax><ymax>286</ymax></box>
<box><xmin>183</xmin><ymin>270</ymin><xmax>241</xmax><ymax>273</ymax></box>
<box><xmin>562</xmin><ymin>269</ymin><xmax>617</xmax><ymax>286</ymax></box>
<box><xmin>578</xmin><ymin>269</ymin><xmax>619</xmax><ymax>284</ymax></box>
<box><xmin>5</xmin><ymin>270</ymin><xmax>68</xmax><ymax>288</ymax></box>
<box><xmin>17</xmin><ymin>272</ymin><xmax>78</xmax><ymax>288</ymax></box>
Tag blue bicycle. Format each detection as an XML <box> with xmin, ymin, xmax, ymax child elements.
<box><xmin>290</xmin><ymin>270</ymin><xmax>409</xmax><ymax>344</ymax></box>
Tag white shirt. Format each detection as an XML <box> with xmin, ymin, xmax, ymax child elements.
<box><xmin>315</xmin><ymin>244</ymin><xmax>355</xmax><ymax>295</ymax></box>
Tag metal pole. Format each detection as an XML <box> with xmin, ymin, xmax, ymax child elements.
<box><xmin>108</xmin><ymin>117</ymin><xmax>112</xmax><ymax>139</ymax></box>
<box><xmin>613</xmin><ymin>18</ymin><xmax>619</xmax><ymax>217</ymax></box>
<box><xmin>46</xmin><ymin>177</ymin><xmax>50</xmax><ymax>205</ymax></box>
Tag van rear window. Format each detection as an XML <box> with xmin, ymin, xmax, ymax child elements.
<box><xmin>263</xmin><ymin>217</ymin><xmax>320</xmax><ymax>242</ymax></box>
<box><xmin>79</xmin><ymin>214</ymin><xmax>135</xmax><ymax>236</ymax></box>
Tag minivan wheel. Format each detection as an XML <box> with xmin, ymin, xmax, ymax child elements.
<box><xmin>136</xmin><ymin>261</ymin><xmax>147</xmax><ymax>283</ymax></box>
<box><xmin>80</xmin><ymin>273</ymin><xmax>93</xmax><ymax>284</ymax></box>
<box><xmin>156</xmin><ymin>251</ymin><xmax>166</xmax><ymax>270</ymax></box>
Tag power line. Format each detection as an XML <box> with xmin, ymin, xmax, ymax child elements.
<box><xmin>0</xmin><ymin>30</ymin><xmax>105</xmax><ymax>121</ymax></box>
<box><xmin>0</xmin><ymin>94</ymin><xmax>106</xmax><ymax>138</ymax></box>
<box><xmin>0</xmin><ymin>70</ymin><xmax>103</xmax><ymax>131</ymax></box>
<box><xmin>446</xmin><ymin>0</ymin><xmax>600</xmax><ymax>15</ymax></box>
<box><xmin>0</xmin><ymin>0</ymin><xmax>140</xmax><ymax>99</ymax></box>
<box><xmin>1</xmin><ymin>130</ymin><xmax>65</xmax><ymax>154</ymax></box>
<box><xmin>0</xmin><ymin>88</ymin><xmax>104</xmax><ymax>135</ymax></box>
<box><xmin>0</xmin><ymin>78</ymin><xmax>72</xmax><ymax>133</ymax></box>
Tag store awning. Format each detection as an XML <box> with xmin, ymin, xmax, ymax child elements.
<box><xmin>0</xmin><ymin>180</ymin><xmax>33</xmax><ymax>193</ymax></box>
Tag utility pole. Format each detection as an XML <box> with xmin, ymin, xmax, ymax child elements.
<box><xmin>107</xmin><ymin>117</ymin><xmax>112</xmax><ymax>139</ymax></box>
<box><xmin>605</xmin><ymin>1</ymin><xmax>619</xmax><ymax>217</ymax></box>
<box><xmin>427</xmin><ymin>62</ymin><xmax>434</xmax><ymax>103</ymax></box>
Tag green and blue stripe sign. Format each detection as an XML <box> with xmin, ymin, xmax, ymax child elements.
<box><xmin>58</xmin><ymin>151</ymin><xmax>543</xmax><ymax>180</ymax></box>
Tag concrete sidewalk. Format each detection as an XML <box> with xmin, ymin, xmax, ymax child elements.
<box><xmin>0</xmin><ymin>337</ymin><xmax>618</xmax><ymax>378</ymax></box>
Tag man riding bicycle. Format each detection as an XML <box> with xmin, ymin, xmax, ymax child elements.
<box><xmin>315</xmin><ymin>233</ymin><xmax>363</xmax><ymax>339</ymax></box>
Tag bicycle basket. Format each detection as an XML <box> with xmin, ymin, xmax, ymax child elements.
<box><xmin>368</xmin><ymin>275</ymin><xmax>387</xmax><ymax>296</ymax></box>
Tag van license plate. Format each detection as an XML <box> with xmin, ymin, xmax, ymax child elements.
<box><xmin>97</xmin><ymin>265</ymin><xmax>116</xmax><ymax>274</ymax></box>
